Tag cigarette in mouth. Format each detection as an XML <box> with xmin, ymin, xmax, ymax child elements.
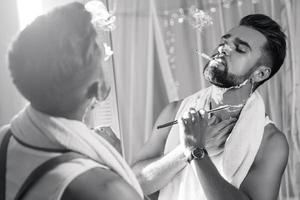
<box><xmin>201</xmin><ymin>53</ymin><xmax>213</xmax><ymax>61</ymax></box>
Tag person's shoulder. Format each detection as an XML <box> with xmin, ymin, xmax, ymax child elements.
<box><xmin>264</xmin><ymin>123</ymin><xmax>289</xmax><ymax>154</ymax></box>
<box><xmin>155</xmin><ymin>100</ymin><xmax>183</xmax><ymax>126</ymax></box>
<box><xmin>257</xmin><ymin>123</ymin><xmax>289</xmax><ymax>166</ymax></box>
<box><xmin>240</xmin><ymin>124</ymin><xmax>289</xmax><ymax>200</ymax></box>
<box><xmin>163</xmin><ymin>88</ymin><xmax>208</xmax><ymax>115</ymax></box>
<box><xmin>163</xmin><ymin>99</ymin><xmax>183</xmax><ymax>112</ymax></box>
<box><xmin>61</xmin><ymin>167</ymin><xmax>142</xmax><ymax>200</ymax></box>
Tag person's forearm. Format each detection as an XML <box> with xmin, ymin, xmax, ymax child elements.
<box><xmin>132</xmin><ymin>146</ymin><xmax>187</xmax><ymax>195</ymax></box>
<box><xmin>191</xmin><ymin>157</ymin><xmax>250</xmax><ymax>200</ymax></box>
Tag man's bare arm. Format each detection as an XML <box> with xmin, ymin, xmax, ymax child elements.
<box><xmin>131</xmin><ymin>100</ymin><xmax>187</xmax><ymax>194</ymax></box>
<box><xmin>133</xmin><ymin>146</ymin><xmax>187</xmax><ymax>194</ymax></box>
<box><xmin>239</xmin><ymin>125</ymin><xmax>289</xmax><ymax>200</ymax></box>
<box><xmin>189</xmin><ymin>123</ymin><xmax>289</xmax><ymax>200</ymax></box>
<box><xmin>132</xmin><ymin>101</ymin><xmax>238</xmax><ymax>195</ymax></box>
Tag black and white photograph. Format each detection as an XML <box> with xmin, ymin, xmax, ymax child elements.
<box><xmin>0</xmin><ymin>0</ymin><xmax>299</xmax><ymax>199</ymax></box>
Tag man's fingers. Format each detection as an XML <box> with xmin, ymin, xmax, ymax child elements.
<box><xmin>202</xmin><ymin>112</ymin><xmax>208</xmax><ymax>121</ymax></box>
<box><xmin>189</xmin><ymin>108</ymin><xmax>197</xmax><ymax>123</ymax></box>
<box><xmin>186</xmin><ymin>107</ymin><xmax>203</xmax><ymax>124</ymax></box>
<box><xmin>217</xmin><ymin>130</ymin><xmax>233</xmax><ymax>147</ymax></box>
<box><xmin>215</xmin><ymin>117</ymin><xmax>237</xmax><ymax>130</ymax></box>
<box><xmin>219</xmin><ymin>122</ymin><xmax>235</xmax><ymax>134</ymax></box>
<box><xmin>181</xmin><ymin>117</ymin><xmax>188</xmax><ymax>126</ymax></box>
<box><xmin>207</xmin><ymin>125</ymin><xmax>233</xmax><ymax>148</ymax></box>
<box><xmin>198</xmin><ymin>109</ymin><xmax>208</xmax><ymax>121</ymax></box>
<box><xmin>208</xmin><ymin>115</ymin><xmax>217</xmax><ymax>126</ymax></box>
<box><xmin>189</xmin><ymin>107</ymin><xmax>197</xmax><ymax>113</ymax></box>
<box><xmin>209</xmin><ymin>119</ymin><xmax>235</xmax><ymax>138</ymax></box>
<box><xmin>181</xmin><ymin>109</ymin><xmax>195</xmax><ymax>126</ymax></box>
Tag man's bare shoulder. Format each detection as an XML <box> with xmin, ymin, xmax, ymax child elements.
<box><xmin>254</xmin><ymin>123</ymin><xmax>289</xmax><ymax>168</ymax></box>
<box><xmin>62</xmin><ymin>167</ymin><xmax>142</xmax><ymax>200</ymax></box>
<box><xmin>152</xmin><ymin>99</ymin><xmax>183</xmax><ymax>139</ymax></box>
<box><xmin>159</xmin><ymin>100</ymin><xmax>183</xmax><ymax>119</ymax></box>
<box><xmin>263</xmin><ymin>123</ymin><xmax>289</xmax><ymax>157</ymax></box>
<box><xmin>240</xmin><ymin>123</ymin><xmax>289</xmax><ymax>199</ymax></box>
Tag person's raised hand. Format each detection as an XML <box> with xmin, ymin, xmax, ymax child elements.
<box><xmin>205</xmin><ymin>115</ymin><xmax>237</xmax><ymax>154</ymax></box>
<box><xmin>179</xmin><ymin>107</ymin><xmax>208</xmax><ymax>150</ymax></box>
<box><xmin>179</xmin><ymin>108</ymin><xmax>237</xmax><ymax>152</ymax></box>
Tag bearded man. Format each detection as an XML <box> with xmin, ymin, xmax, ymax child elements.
<box><xmin>132</xmin><ymin>14</ymin><xmax>289</xmax><ymax>200</ymax></box>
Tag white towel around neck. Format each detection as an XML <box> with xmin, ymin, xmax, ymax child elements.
<box><xmin>10</xmin><ymin>105</ymin><xmax>143</xmax><ymax>197</ymax></box>
<box><xmin>159</xmin><ymin>86</ymin><xmax>266</xmax><ymax>200</ymax></box>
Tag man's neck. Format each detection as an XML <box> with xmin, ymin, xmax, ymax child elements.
<box><xmin>32</xmin><ymin>104</ymin><xmax>86</xmax><ymax>122</ymax></box>
<box><xmin>209</xmin><ymin>82</ymin><xmax>252</xmax><ymax>120</ymax></box>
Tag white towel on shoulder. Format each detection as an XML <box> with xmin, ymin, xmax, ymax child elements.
<box><xmin>10</xmin><ymin>105</ymin><xmax>143</xmax><ymax>197</ymax></box>
<box><xmin>159</xmin><ymin>86</ymin><xmax>266</xmax><ymax>200</ymax></box>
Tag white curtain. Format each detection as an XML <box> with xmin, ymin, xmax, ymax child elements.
<box><xmin>112</xmin><ymin>0</ymin><xmax>156</xmax><ymax>162</ymax></box>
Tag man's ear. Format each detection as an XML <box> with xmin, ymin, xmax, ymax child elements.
<box><xmin>251</xmin><ymin>65</ymin><xmax>271</xmax><ymax>83</ymax></box>
<box><xmin>87</xmin><ymin>81</ymin><xmax>99</xmax><ymax>100</ymax></box>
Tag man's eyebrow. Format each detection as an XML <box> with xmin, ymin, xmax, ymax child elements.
<box><xmin>221</xmin><ymin>34</ymin><xmax>231</xmax><ymax>39</ymax></box>
<box><xmin>221</xmin><ymin>34</ymin><xmax>252</xmax><ymax>51</ymax></box>
<box><xmin>235</xmin><ymin>37</ymin><xmax>252</xmax><ymax>51</ymax></box>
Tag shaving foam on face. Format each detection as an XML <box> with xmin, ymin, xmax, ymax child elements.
<box><xmin>211</xmin><ymin>79</ymin><xmax>249</xmax><ymax>104</ymax></box>
<box><xmin>211</xmin><ymin>86</ymin><xmax>228</xmax><ymax>104</ymax></box>
<box><xmin>227</xmin><ymin>79</ymin><xmax>249</xmax><ymax>90</ymax></box>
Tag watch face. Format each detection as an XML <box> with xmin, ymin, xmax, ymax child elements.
<box><xmin>192</xmin><ymin>147</ymin><xmax>205</xmax><ymax>159</ymax></box>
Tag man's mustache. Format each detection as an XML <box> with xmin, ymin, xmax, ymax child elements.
<box><xmin>210</xmin><ymin>53</ymin><xmax>227</xmax><ymax>68</ymax></box>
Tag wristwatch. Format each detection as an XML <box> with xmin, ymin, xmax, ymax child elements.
<box><xmin>187</xmin><ymin>147</ymin><xmax>208</xmax><ymax>163</ymax></box>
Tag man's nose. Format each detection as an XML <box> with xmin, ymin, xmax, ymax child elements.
<box><xmin>217</xmin><ymin>44</ymin><xmax>233</xmax><ymax>56</ymax></box>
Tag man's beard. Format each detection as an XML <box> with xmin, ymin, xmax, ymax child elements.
<box><xmin>203</xmin><ymin>60</ymin><xmax>250</xmax><ymax>88</ymax></box>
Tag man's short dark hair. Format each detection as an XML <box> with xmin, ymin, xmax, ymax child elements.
<box><xmin>239</xmin><ymin>14</ymin><xmax>286</xmax><ymax>86</ymax></box>
<box><xmin>8</xmin><ymin>2</ymin><xmax>101</xmax><ymax>114</ymax></box>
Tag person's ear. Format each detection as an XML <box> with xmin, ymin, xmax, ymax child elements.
<box><xmin>87</xmin><ymin>81</ymin><xmax>99</xmax><ymax>100</ymax></box>
<box><xmin>98</xmin><ymin>80</ymin><xmax>111</xmax><ymax>101</ymax></box>
<box><xmin>251</xmin><ymin>65</ymin><xmax>271</xmax><ymax>83</ymax></box>
<box><xmin>87</xmin><ymin>80</ymin><xmax>111</xmax><ymax>102</ymax></box>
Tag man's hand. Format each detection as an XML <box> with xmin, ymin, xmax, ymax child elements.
<box><xmin>179</xmin><ymin>107</ymin><xmax>237</xmax><ymax>151</ymax></box>
<box><xmin>179</xmin><ymin>108</ymin><xmax>207</xmax><ymax>150</ymax></box>
<box><xmin>205</xmin><ymin>115</ymin><xmax>236</xmax><ymax>154</ymax></box>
